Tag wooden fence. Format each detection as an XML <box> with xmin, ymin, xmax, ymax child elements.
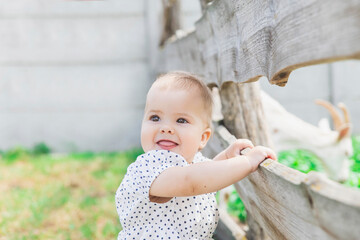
<box><xmin>158</xmin><ymin>0</ymin><xmax>360</xmax><ymax>239</ymax></box>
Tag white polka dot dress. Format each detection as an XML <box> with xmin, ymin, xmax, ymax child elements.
<box><xmin>115</xmin><ymin>150</ymin><xmax>219</xmax><ymax>240</ymax></box>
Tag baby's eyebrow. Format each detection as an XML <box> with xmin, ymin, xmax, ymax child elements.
<box><xmin>176</xmin><ymin>113</ymin><xmax>194</xmax><ymax>118</ymax></box>
<box><xmin>147</xmin><ymin>110</ymin><xmax>162</xmax><ymax>114</ymax></box>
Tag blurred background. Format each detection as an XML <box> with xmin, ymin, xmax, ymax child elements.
<box><xmin>0</xmin><ymin>0</ymin><xmax>202</xmax><ymax>152</ymax></box>
<box><xmin>0</xmin><ymin>1</ymin><xmax>359</xmax><ymax>239</ymax></box>
<box><xmin>0</xmin><ymin>0</ymin><xmax>358</xmax><ymax>153</ymax></box>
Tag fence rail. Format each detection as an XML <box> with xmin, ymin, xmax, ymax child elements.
<box><xmin>208</xmin><ymin>124</ymin><xmax>360</xmax><ymax>240</ymax></box>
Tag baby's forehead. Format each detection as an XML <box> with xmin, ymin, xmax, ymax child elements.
<box><xmin>152</xmin><ymin>77</ymin><xmax>193</xmax><ymax>90</ymax></box>
<box><xmin>149</xmin><ymin>79</ymin><xmax>202</xmax><ymax>96</ymax></box>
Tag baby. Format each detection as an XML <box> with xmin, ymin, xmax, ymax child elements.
<box><xmin>115</xmin><ymin>71</ymin><xmax>276</xmax><ymax>239</ymax></box>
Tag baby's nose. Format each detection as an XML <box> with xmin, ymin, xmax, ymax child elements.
<box><xmin>160</xmin><ymin>126</ymin><xmax>174</xmax><ymax>134</ymax></box>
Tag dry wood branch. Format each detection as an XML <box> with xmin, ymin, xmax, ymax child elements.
<box><xmin>160</xmin><ymin>0</ymin><xmax>181</xmax><ymax>47</ymax></box>
<box><xmin>200</xmin><ymin>0</ymin><xmax>213</xmax><ymax>13</ymax></box>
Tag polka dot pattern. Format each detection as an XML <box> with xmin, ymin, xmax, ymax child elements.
<box><xmin>115</xmin><ymin>150</ymin><xmax>219</xmax><ymax>239</ymax></box>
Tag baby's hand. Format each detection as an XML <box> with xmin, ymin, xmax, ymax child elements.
<box><xmin>244</xmin><ymin>146</ymin><xmax>277</xmax><ymax>172</ymax></box>
<box><xmin>225</xmin><ymin>139</ymin><xmax>254</xmax><ymax>159</ymax></box>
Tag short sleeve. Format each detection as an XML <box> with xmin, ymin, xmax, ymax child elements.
<box><xmin>115</xmin><ymin>150</ymin><xmax>219</xmax><ymax>239</ymax></box>
<box><xmin>194</xmin><ymin>151</ymin><xmax>212</xmax><ymax>163</ymax></box>
<box><xmin>118</xmin><ymin>150</ymin><xmax>187</xmax><ymax>202</ymax></box>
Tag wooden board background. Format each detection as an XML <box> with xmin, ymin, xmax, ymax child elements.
<box><xmin>158</xmin><ymin>0</ymin><xmax>360</xmax><ymax>87</ymax></box>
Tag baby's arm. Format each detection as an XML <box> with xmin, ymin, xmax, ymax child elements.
<box><xmin>149</xmin><ymin>145</ymin><xmax>276</xmax><ymax>200</ymax></box>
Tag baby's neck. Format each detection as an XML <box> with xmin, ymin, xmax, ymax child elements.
<box><xmin>186</xmin><ymin>159</ymin><xmax>193</xmax><ymax>164</ymax></box>
<box><xmin>185</xmin><ymin>154</ymin><xmax>198</xmax><ymax>164</ymax></box>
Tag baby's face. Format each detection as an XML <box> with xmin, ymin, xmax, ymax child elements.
<box><xmin>141</xmin><ymin>85</ymin><xmax>211</xmax><ymax>163</ymax></box>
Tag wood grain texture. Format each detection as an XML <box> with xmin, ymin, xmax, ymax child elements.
<box><xmin>219</xmin><ymin>82</ymin><xmax>273</xmax><ymax>147</ymax></box>
<box><xmin>211</xmin><ymin>124</ymin><xmax>360</xmax><ymax>240</ymax></box>
<box><xmin>158</xmin><ymin>0</ymin><xmax>360</xmax><ymax>87</ymax></box>
<box><xmin>159</xmin><ymin>0</ymin><xmax>181</xmax><ymax>47</ymax></box>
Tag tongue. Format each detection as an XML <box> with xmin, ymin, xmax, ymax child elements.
<box><xmin>158</xmin><ymin>140</ymin><xmax>177</xmax><ymax>147</ymax></box>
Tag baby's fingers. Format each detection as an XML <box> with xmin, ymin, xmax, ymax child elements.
<box><xmin>225</xmin><ymin>139</ymin><xmax>254</xmax><ymax>159</ymax></box>
<box><xmin>233</xmin><ymin>139</ymin><xmax>254</xmax><ymax>152</ymax></box>
<box><xmin>264</xmin><ymin>148</ymin><xmax>277</xmax><ymax>161</ymax></box>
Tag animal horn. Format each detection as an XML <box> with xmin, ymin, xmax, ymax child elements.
<box><xmin>338</xmin><ymin>102</ymin><xmax>351</xmax><ymax>124</ymax></box>
<box><xmin>315</xmin><ymin>99</ymin><xmax>342</xmax><ymax>131</ymax></box>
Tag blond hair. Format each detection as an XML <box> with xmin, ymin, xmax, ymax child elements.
<box><xmin>153</xmin><ymin>71</ymin><xmax>213</xmax><ymax>127</ymax></box>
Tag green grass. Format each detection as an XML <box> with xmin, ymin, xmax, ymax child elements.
<box><xmin>227</xmin><ymin>189</ymin><xmax>247</xmax><ymax>223</ymax></box>
<box><xmin>0</xmin><ymin>146</ymin><xmax>143</xmax><ymax>240</ymax></box>
<box><xmin>2</xmin><ymin>137</ymin><xmax>360</xmax><ymax>235</ymax></box>
<box><xmin>344</xmin><ymin>136</ymin><xmax>360</xmax><ymax>188</ymax></box>
<box><xmin>277</xmin><ymin>149</ymin><xmax>324</xmax><ymax>173</ymax></box>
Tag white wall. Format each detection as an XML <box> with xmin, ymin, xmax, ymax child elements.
<box><xmin>0</xmin><ymin>0</ymin><xmax>150</xmax><ymax>152</ymax></box>
<box><xmin>0</xmin><ymin>0</ymin><xmax>203</xmax><ymax>152</ymax></box>
<box><xmin>332</xmin><ymin>60</ymin><xmax>360</xmax><ymax>134</ymax></box>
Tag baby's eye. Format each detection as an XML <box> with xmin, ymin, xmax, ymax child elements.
<box><xmin>150</xmin><ymin>115</ymin><xmax>160</xmax><ymax>122</ymax></box>
<box><xmin>177</xmin><ymin>118</ymin><xmax>188</xmax><ymax>124</ymax></box>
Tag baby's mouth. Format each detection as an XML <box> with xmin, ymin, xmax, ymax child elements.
<box><xmin>156</xmin><ymin>140</ymin><xmax>178</xmax><ymax>150</ymax></box>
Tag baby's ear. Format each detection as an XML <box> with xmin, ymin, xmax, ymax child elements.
<box><xmin>199</xmin><ymin>128</ymin><xmax>212</xmax><ymax>150</ymax></box>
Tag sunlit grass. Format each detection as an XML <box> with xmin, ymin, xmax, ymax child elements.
<box><xmin>0</xmin><ymin>147</ymin><xmax>143</xmax><ymax>240</ymax></box>
<box><xmin>2</xmin><ymin>136</ymin><xmax>360</xmax><ymax>237</ymax></box>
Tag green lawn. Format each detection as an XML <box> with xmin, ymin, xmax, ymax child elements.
<box><xmin>0</xmin><ymin>146</ymin><xmax>143</xmax><ymax>240</ymax></box>
<box><xmin>1</xmin><ymin>136</ymin><xmax>360</xmax><ymax>238</ymax></box>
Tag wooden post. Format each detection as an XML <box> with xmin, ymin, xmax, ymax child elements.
<box><xmin>219</xmin><ymin>81</ymin><xmax>272</xmax><ymax>148</ymax></box>
<box><xmin>159</xmin><ymin>0</ymin><xmax>181</xmax><ymax>47</ymax></box>
<box><xmin>245</xmin><ymin>213</ymin><xmax>266</xmax><ymax>240</ymax></box>
<box><xmin>219</xmin><ymin>81</ymin><xmax>272</xmax><ymax>239</ymax></box>
<box><xmin>200</xmin><ymin>0</ymin><xmax>213</xmax><ymax>13</ymax></box>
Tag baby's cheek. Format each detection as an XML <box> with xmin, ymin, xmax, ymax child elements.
<box><xmin>189</xmin><ymin>134</ymin><xmax>203</xmax><ymax>151</ymax></box>
<box><xmin>140</xmin><ymin>126</ymin><xmax>154</xmax><ymax>151</ymax></box>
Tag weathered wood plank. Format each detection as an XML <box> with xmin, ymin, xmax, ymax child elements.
<box><xmin>158</xmin><ymin>0</ymin><xmax>360</xmax><ymax>87</ymax></box>
<box><xmin>209</xmin><ymin>124</ymin><xmax>360</xmax><ymax>240</ymax></box>
<box><xmin>216</xmin><ymin>208</ymin><xmax>246</xmax><ymax>240</ymax></box>
<box><xmin>218</xmin><ymin>80</ymin><xmax>273</xmax><ymax>238</ymax></box>
<box><xmin>219</xmin><ymin>82</ymin><xmax>273</xmax><ymax>147</ymax></box>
